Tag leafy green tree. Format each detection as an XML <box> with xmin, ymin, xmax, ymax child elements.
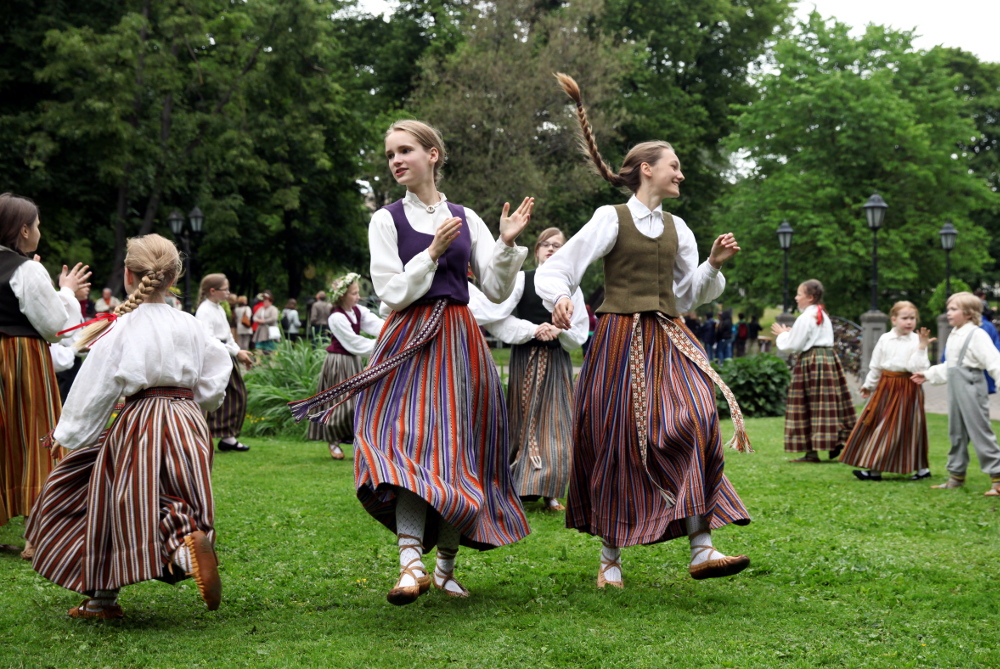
<box><xmin>716</xmin><ymin>13</ymin><xmax>998</xmax><ymax>319</ymax></box>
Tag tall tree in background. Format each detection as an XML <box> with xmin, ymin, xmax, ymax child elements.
<box><xmin>716</xmin><ymin>14</ymin><xmax>998</xmax><ymax>318</ymax></box>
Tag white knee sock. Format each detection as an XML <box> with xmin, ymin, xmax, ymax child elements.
<box><xmin>86</xmin><ymin>589</ymin><xmax>119</xmax><ymax>611</ymax></box>
<box><xmin>172</xmin><ymin>544</ymin><xmax>192</xmax><ymax>573</ymax></box>
<box><xmin>395</xmin><ymin>489</ymin><xmax>427</xmax><ymax>587</ymax></box>
<box><xmin>686</xmin><ymin>515</ymin><xmax>724</xmax><ymax>565</ymax></box>
<box><xmin>600</xmin><ymin>541</ymin><xmax>621</xmax><ymax>582</ymax></box>
<box><xmin>435</xmin><ymin>521</ymin><xmax>465</xmax><ymax>594</ymax></box>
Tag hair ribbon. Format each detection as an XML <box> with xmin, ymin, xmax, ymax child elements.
<box><xmin>57</xmin><ymin>312</ymin><xmax>117</xmax><ymax>337</ymax></box>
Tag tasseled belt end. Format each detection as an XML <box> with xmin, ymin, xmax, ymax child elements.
<box><xmin>726</xmin><ymin>430</ymin><xmax>754</xmax><ymax>454</ymax></box>
<box><xmin>287</xmin><ymin>396</ymin><xmax>317</xmax><ymax>423</ymax></box>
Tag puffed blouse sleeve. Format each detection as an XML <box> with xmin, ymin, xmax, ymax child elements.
<box><xmin>358</xmin><ymin>305</ymin><xmax>385</xmax><ymax>338</ymax></box>
<box><xmin>53</xmin><ymin>329</ymin><xmax>127</xmax><ymax>450</ymax></box>
<box><xmin>328</xmin><ymin>310</ymin><xmax>378</xmax><ymax>356</ymax></box>
<box><xmin>9</xmin><ymin>260</ymin><xmax>81</xmax><ymax>343</ymax></box>
<box><xmin>557</xmin><ymin>288</ymin><xmax>589</xmax><ymax>351</ymax></box>
<box><xmin>776</xmin><ymin>306</ymin><xmax>817</xmax><ymax>354</ymax></box>
<box><xmin>195</xmin><ymin>334</ymin><xmax>232</xmax><ymax>412</ymax></box>
<box><xmin>534</xmin><ymin>206</ymin><xmax>619</xmax><ymax>310</ymax></box>
<box><xmin>671</xmin><ymin>215</ymin><xmax>725</xmax><ymax>313</ymax></box>
<box><xmin>468</xmin><ymin>273</ymin><xmax>523</xmax><ymax>326</ymax></box>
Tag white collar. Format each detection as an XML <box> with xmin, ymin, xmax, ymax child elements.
<box><xmin>404</xmin><ymin>190</ymin><xmax>449</xmax><ymax>213</ymax></box>
<box><xmin>626</xmin><ymin>195</ymin><xmax>663</xmax><ymax>220</ymax></box>
<box><xmin>888</xmin><ymin>328</ymin><xmax>911</xmax><ymax>339</ymax></box>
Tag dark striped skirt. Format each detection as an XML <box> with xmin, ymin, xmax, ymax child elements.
<box><xmin>566</xmin><ymin>313</ymin><xmax>750</xmax><ymax>547</ymax></box>
<box><xmin>307</xmin><ymin>353</ymin><xmax>363</xmax><ymax>445</ymax></box>
<box><xmin>507</xmin><ymin>343</ymin><xmax>574</xmax><ymax>499</ymax></box>
<box><xmin>839</xmin><ymin>371</ymin><xmax>928</xmax><ymax>474</ymax></box>
<box><xmin>205</xmin><ymin>357</ymin><xmax>246</xmax><ymax>439</ymax></box>
<box><xmin>784</xmin><ymin>347</ymin><xmax>857</xmax><ymax>453</ymax></box>
<box><xmin>353</xmin><ymin>302</ymin><xmax>530</xmax><ymax>551</ymax></box>
<box><xmin>0</xmin><ymin>335</ymin><xmax>61</xmax><ymax>526</ymax></box>
<box><xmin>25</xmin><ymin>388</ymin><xmax>215</xmax><ymax>595</ymax></box>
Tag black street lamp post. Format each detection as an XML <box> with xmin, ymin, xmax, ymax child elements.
<box><xmin>776</xmin><ymin>221</ymin><xmax>794</xmax><ymax>313</ymax></box>
<box><xmin>939</xmin><ymin>221</ymin><xmax>958</xmax><ymax>299</ymax></box>
<box><xmin>167</xmin><ymin>207</ymin><xmax>206</xmax><ymax>312</ymax></box>
<box><xmin>862</xmin><ymin>193</ymin><xmax>888</xmax><ymax>312</ymax></box>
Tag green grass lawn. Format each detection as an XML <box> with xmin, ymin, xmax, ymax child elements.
<box><xmin>3</xmin><ymin>413</ymin><xmax>1000</xmax><ymax>668</ymax></box>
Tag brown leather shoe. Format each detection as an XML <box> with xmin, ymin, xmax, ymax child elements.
<box><xmin>68</xmin><ymin>599</ymin><xmax>125</xmax><ymax>620</ymax></box>
<box><xmin>689</xmin><ymin>554</ymin><xmax>751</xmax><ymax>580</ymax></box>
<box><xmin>329</xmin><ymin>444</ymin><xmax>345</xmax><ymax>460</ymax></box>
<box><xmin>387</xmin><ymin>563</ymin><xmax>432</xmax><ymax>605</ymax></box>
<box><xmin>185</xmin><ymin>531</ymin><xmax>222</xmax><ymax>611</ymax></box>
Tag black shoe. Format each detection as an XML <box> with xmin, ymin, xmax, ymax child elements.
<box><xmin>909</xmin><ymin>471</ymin><xmax>932</xmax><ymax>481</ymax></box>
<box><xmin>852</xmin><ymin>470</ymin><xmax>882</xmax><ymax>481</ymax></box>
<box><xmin>218</xmin><ymin>439</ymin><xmax>250</xmax><ymax>452</ymax></box>
<box><xmin>829</xmin><ymin>447</ymin><xmax>843</xmax><ymax>460</ymax></box>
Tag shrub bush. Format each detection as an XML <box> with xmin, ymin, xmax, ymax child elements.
<box><xmin>927</xmin><ymin>278</ymin><xmax>972</xmax><ymax>317</ymax></box>
<box><xmin>713</xmin><ymin>353</ymin><xmax>791</xmax><ymax>418</ymax></box>
<box><xmin>244</xmin><ymin>337</ymin><xmax>328</xmax><ymax>437</ymax></box>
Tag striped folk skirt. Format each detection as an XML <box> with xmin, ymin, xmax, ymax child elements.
<box><xmin>567</xmin><ymin>313</ymin><xmax>750</xmax><ymax>547</ymax></box>
<box><xmin>0</xmin><ymin>335</ymin><xmax>61</xmax><ymax>526</ymax></box>
<box><xmin>25</xmin><ymin>388</ymin><xmax>215</xmax><ymax>595</ymax></box>
<box><xmin>205</xmin><ymin>357</ymin><xmax>246</xmax><ymax>440</ymax></box>
<box><xmin>307</xmin><ymin>353</ymin><xmax>363</xmax><ymax>445</ymax></box>
<box><xmin>784</xmin><ymin>347</ymin><xmax>857</xmax><ymax>453</ymax></box>
<box><xmin>507</xmin><ymin>343</ymin><xmax>574</xmax><ymax>499</ymax></box>
<box><xmin>353</xmin><ymin>302</ymin><xmax>530</xmax><ymax>551</ymax></box>
<box><xmin>839</xmin><ymin>371</ymin><xmax>928</xmax><ymax>474</ymax></box>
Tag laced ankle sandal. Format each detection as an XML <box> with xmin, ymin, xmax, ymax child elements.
<box><xmin>68</xmin><ymin>599</ymin><xmax>125</xmax><ymax>620</ymax></box>
<box><xmin>931</xmin><ymin>477</ymin><xmax>965</xmax><ymax>490</ymax></box>
<box><xmin>597</xmin><ymin>555</ymin><xmax>623</xmax><ymax>589</ymax></box>
<box><xmin>688</xmin><ymin>544</ymin><xmax>750</xmax><ymax>580</ymax></box>
<box><xmin>387</xmin><ymin>534</ymin><xmax>431</xmax><ymax>606</ymax></box>
<box><xmin>433</xmin><ymin>547</ymin><xmax>470</xmax><ymax>598</ymax></box>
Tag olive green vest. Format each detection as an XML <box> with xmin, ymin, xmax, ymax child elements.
<box><xmin>596</xmin><ymin>203</ymin><xmax>678</xmax><ymax>317</ymax></box>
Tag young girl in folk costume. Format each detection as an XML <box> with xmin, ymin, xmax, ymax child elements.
<box><xmin>0</xmin><ymin>193</ymin><xmax>90</xmax><ymax>558</ymax></box>
<box><xmin>252</xmin><ymin>291</ymin><xmax>279</xmax><ymax>353</ymax></box>
<box><xmin>470</xmin><ymin>227</ymin><xmax>588</xmax><ymax>511</ymax></box>
<box><xmin>912</xmin><ymin>292</ymin><xmax>1000</xmax><ymax>495</ymax></box>
<box><xmin>841</xmin><ymin>301</ymin><xmax>933</xmax><ymax>481</ymax></box>
<box><xmin>290</xmin><ymin>119</ymin><xmax>534</xmax><ymax>605</ymax></box>
<box><xmin>539</xmin><ymin>74</ymin><xmax>752</xmax><ymax>588</ymax></box>
<box><xmin>306</xmin><ymin>273</ymin><xmax>384</xmax><ymax>460</ymax></box>
<box><xmin>772</xmin><ymin>280</ymin><xmax>856</xmax><ymax>463</ymax></box>
<box><xmin>196</xmin><ymin>274</ymin><xmax>254</xmax><ymax>453</ymax></box>
<box><xmin>26</xmin><ymin>234</ymin><xmax>232</xmax><ymax>619</ymax></box>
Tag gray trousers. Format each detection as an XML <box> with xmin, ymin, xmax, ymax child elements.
<box><xmin>946</xmin><ymin>365</ymin><xmax>1000</xmax><ymax>477</ymax></box>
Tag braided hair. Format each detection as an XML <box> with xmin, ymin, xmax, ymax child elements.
<box><xmin>75</xmin><ymin>234</ymin><xmax>182</xmax><ymax>349</ymax></box>
<box><xmin>555</xmin><ymin>73</ymin><xmax>674</xmax><ymax>194</ymax></box>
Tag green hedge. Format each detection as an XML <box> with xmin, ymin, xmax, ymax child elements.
<box><xmin>712</xmin><ymin>353</ymin><xmax>791</xmax><ymax>418</ymax></box>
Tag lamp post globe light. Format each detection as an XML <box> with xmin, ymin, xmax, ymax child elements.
<box><xmin>939</xmin><ymin>221</ymin><xmax>958</xmax><ymax>299</ymax></box>
<box><xmin>776</xmin><ymin>221</ymin><xmax>794</xmax><ymax>313</ymax></box>
<box><xmin>862</xmin><ymin>193</ymin><xmax>888</xmax><ymax>312</ymax></box>
<box><xmin>166</xmin><ymin>206</ymin><xmax>206</xmax><ymax>312</ymax></box>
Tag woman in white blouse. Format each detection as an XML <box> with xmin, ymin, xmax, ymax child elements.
<box><xmin>772</xmin><ymin>279</ymin><xmax>857</xmax><ymax>463</ymax></box>
<box><xmin>471</xmin><ymin>227</ymin><xmax>588</xmax><ymax>512</ymax></box>
<box><xmin>306</xmin><ymin>273</ymin><xmax>383</xmax><ymax>460</ymax></box>
<box><xmin>196</xmin><ymin>274</ymin><xmax>255</xmax><ymax>453</ymax></box>
<box><xmin>0</xmin><ymin>193</ymin><xmax>89</xmax><ymax>559</ymax></box>
<box><xmin>26</xmin><ymin>233</ymin><xmax>231</xmax><ymax>619</ymax></box>
<box><xmin>839</xmin><ymin>301</ymin><xmax>932</xmax><ymax>481</ymax></box>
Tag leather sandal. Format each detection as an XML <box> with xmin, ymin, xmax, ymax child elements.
<box><xmin>545</xmin><ymin>498</ymin><xmax>566</xmax><ymax>511</ymax></box>
<box><xmin>597</xmin><ymin>555</ymin><xmax>623</xmax><ymax>589</ymax></box>
<box><xmin>984</xmin><ymin>485</ymin><xmax>1000</xmax><ymax>497</ymax></box>
<box><xmin>184</xmin><ymin>531</ymin><xmax>222</xmax><ymax>611</ymax></box>
<box><xmin>329</xmin><ymin>444</ymin><xmax>345</xmax><ymax>460</ymax></box>
<box><xmin>433</xmin><ymin>547</ymin><xmax>469</xmax><ymax>598</ymax></box>
<box><xmin>688</xmin><ymin>544</ymin><xmax>750</xmax><ymax>580</ymax></box>
<box><xmin>931</xmin><ymin>477</ymin><xmax>965</xmax><ymax>489</ymax></box>
<box><xmin>387</xmin><ymin>534</ymin><xmax>431</xmax><ymax>606</ymax></box>
<box><xmin>68</xmin><ymin>599</ymin><xmax>124</xmax><ymax>620</ymax></box>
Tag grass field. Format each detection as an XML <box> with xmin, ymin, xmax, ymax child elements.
<box><xmin>3</xmin><ymin>413</ymin><xmax>1000</xmax><ymax>668</ymax></box>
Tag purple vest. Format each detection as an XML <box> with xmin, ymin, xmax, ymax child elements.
<box><xmin>384</xmin><ymin>198</ymin><xmax>471</xmax><ymax>304</ymax></box>
<box><xmin>326</xmin><ymin>306</ymin><xmax>361</xmax><ymax>355</ymax></box>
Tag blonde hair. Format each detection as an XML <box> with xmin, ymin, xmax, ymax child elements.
<box><xmin>947</xmin><ymin>291</ymin><xmax>983</xmax><ymax>326</ymax></box>
<box><xmin>385</xmin><ymin>119</ymin><xmax>447</xmax><ymax>185</ymax></box>
<box><xmin>76</xmin><ymin>234</ymin><xmax>182</xmax><ymax>349</ymax></box>
<box><xmin>889</xmin><ymin>300</ymin><xmax>919</xmax><ymax>321</ymax></box>
<box><xmin>197</xmin><ymin>273</ymin><xmax>228</xmax><ymax>306</ymax></box>
<box><xmin>555</xmin><ymin>73</ymin><xmax>674</xmax><ymax>194</ymax></box>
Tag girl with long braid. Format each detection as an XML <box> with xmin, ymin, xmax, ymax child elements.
<box><xmin>26</xmin><ymin>234</ymin><xmax>232</xmax><ymax>619</ymax></box>
<box><xmin>535</xmin><ymin>74</ymin><xmax>752</xmax><ymax>588</ymax></box>
<box><xmin>290</xmin><ymin>120</ymin><xmax>533</xmax><ymax>605</ymax></box>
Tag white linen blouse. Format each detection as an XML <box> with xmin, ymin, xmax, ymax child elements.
<box><xmin>775</xmin><ymin>305</ymin><xmax>834</xmax><ymax>354</ymax></box>
<box><xmin>861</xmin><ymin>330</ymin><xmax>929</xmax><ymax>391</ymax></box>
<box><xmin>1</xmin><ymin>246</ymin><xmax>81</xmax><ymax>342</ymax></box>
<box><xmin>195</xmin><ymin>299</ymin><xmax>240</xmax><ymax>357</ymax></box>
<box><xmin>368</xmin><ymin>190</ymin><xmax>527</xmax><ymax>311</ymax></box>
<box><xmin>533</xmin><ymin>196</ymin><xmax>724</xmax><ymax>313</ymax></box>
<box><xmin>54</xmin><ymin>303</ymin><xmax>231</xmax><ymax>450</ymax></box>
<box><xmin>328</xmin><ymin>305</ymin><xmax>384</xmax><ymax>356</ymax></box>
<box><xmin>469</xmin><ymin>274</ymin><xmax>588</xmax><ymax>352</ymax></box>
<box><xmin>923</xmin><ymin>322</ymin><xmax>1000</xmax><ymax>385</ymax></box>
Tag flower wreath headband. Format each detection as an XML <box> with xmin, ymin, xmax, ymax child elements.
<box><xmin>330</xmin><ymin>272</ymin><xmax>361</xmax><ymax>303</ymax></box>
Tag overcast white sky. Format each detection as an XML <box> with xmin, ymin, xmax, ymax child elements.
<box><xmin>357</xmin><ymin>0</ymin><xmax>1000</xmax><ymax>64</ymax></box>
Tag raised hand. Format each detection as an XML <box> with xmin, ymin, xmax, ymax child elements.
<box><xmin>770</xmin><ymin>322</ymin><xmax>790</xmax><ymax>336</ymax></box>
<box><xmin>708</xmin><ymin>233</ymin><xmax>741</xmax><ymax>269</ymax></box>
<box><xmin>552</xmin><ymin>297</ymin><xmax>574</xmax><ymax>330</ymax></box>
<box><xmin>428</xmin><ymin>217</ymin><xmax>463</xmax><ymax>261</ymax></box>
<box><xmin>499</xmin><ymin>197</ymin><xmax>534</xmax><ymax>246</ymax></box>
<box><xmin>917</xmin><ymin>327</ymin><xmax>937</xmax><ymax>349</ymax></box>
<box><xmin>59</xmin><ymin>263</ymin><xmax>92</xmax><ymax>293</ymax></box>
